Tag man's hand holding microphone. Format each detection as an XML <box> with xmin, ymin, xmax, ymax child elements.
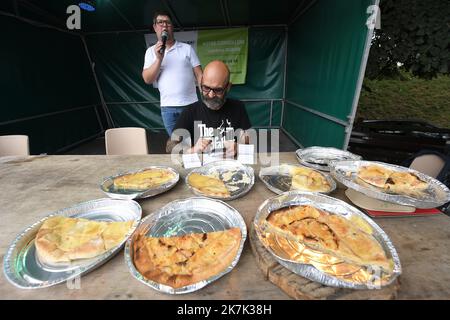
<box><xmin>154</xmin><ymin>30</ymin><xmax>168</xmax><ymax>61</ymax></box>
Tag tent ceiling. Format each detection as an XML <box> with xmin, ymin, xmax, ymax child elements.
<box><xmin>11</xmin><ymin>0</ymin><xmax>316</xmax><ymax>33</ymax></box>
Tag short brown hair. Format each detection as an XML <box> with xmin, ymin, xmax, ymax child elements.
<box><xmin>153</xmin><ymin>10</ymin><xmax>172</xmax><ymax>25</ymax></box>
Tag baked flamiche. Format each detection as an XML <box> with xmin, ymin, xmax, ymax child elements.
<box><xmin>187</xmin><ymin>173</ymin><xmax>231</xmax><ymax>198</ymax></box>
<box><xmin>290</xmin><ymin>166</ymin><xmax>330</xmax><ymax>192</ymax></box>
<box><xmin>384</xmin><ymin>171</ymin><xmax>428</xmax><ymax>195</ymax></box>
<box><xmin>133</xmin><ymin>228</ymin><xmax>241</xmax><ymax>288</ymax></box>
<box><xmin>113</xmin><ymin>168</ymin><xmax>175</xmax><ymax>190</ymax></box>
<box><xmin>266</xmin><ymin>205</ymin><xmax>392</xmax><ymax>272</ymax></box>
<box><xmin>35</xmin><ymin>216</ymin><xmax>133</xmax><ymax>265</ymax></box>
<box><xmin>357</xmin><ymin>165</ymin><xmax>393</xmax><ymax>188</ymax></box>
<box><xmin>357</xmin><ymin>164</ymin><xmax>428</xmax><ymax>196</ymax></box>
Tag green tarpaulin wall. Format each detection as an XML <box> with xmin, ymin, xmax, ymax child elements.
<box><xmin>285</xmin><ymin>0</ymin><xmax>373</xmax><ymax>148</ymax></box>
<box><xmin>85</xmin><ymin>26</ymin><xmax>285</xmax><ymax>130</ymax></box>
<box><xmin>0</xmin><ymin>0</ymin><xmax>376</xmax><ymax>154</ymax></box>
<box><xmin>1</xmin><ymin>15</ymin><xmax>104</xmax><ymax>155</ymax></box>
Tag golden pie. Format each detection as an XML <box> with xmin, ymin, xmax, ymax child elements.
<box><xmin>187</xmin><ymin>173</ymin><xmax>231</xmax><ymax>198</ymax></box>
<box><xmin>35</xmin><ymin>216</ymin><xmax>134</xmax><ymax>265</ymax></box>
<box><xmin>113</xmin><ymin>168</ymin><xmax>175</xmax><ymax>190</ymax></box>
<box><xmin>357</xmin><ymin>165</ymin><xmax>393</xmax><ymax>188</ymax></box>
<box><xmin>385</xmin><ymin>171</ymin><xmax>428</xmax><ymax>195</ymax></box>
<box><xmin>133</xmin><ymin>228</ymin><xmax>241</xmax><ymax>288</ymax></box>
<box><xmin>357</xmin><ymin>165</ymin><xmax>428</xmax><ymax>196</ymax></box>
<box><xmin>290</xmin><ymin>166</ymin><xmax>330</xmax><ymax>192</ymax></box>
<box><xmin>266</xmin><ymin>205</ymin><xmax>391</xmax><ymax>272</ymax></box>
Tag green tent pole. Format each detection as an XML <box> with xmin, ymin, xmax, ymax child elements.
<box><xmin>81</xmin><ymin>35</ymin><xmax>115</xmax><ymax>129</ymax></box>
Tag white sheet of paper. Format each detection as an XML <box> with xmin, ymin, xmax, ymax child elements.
<box><xmin>182</xmin><ymin>153</ymin><xmax>202</xmax><ymax>168</ymax></box>
<box><xmin>202</xmin><ymin>153</ymin><xmax>223</xmax><ymax>165</ymax></box>
<box><xmin>238</xmin><ymin>144</ymin><xmax>255</xmax><ymax>164</ymax></box>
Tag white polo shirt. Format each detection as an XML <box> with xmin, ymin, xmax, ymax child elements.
<box><xmin>143</xmin><ymin>41</ymin><xmax>201</xmax><ymax>107</ymax></box>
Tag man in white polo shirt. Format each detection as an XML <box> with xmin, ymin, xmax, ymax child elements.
<box><xmin>142</xmin><ymin>11</ymin><xmax>203</xmax><ymax>137</ymax></box>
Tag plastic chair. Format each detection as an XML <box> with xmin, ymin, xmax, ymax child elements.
<box><xmin>409</xmin><ymin>154</ymin><xmax>445</xmax><ymax>179</ymax></box>
<box><xmin>409</xmin><ymin>153</ymin><xmax>450</xmax><ymax>215</ymax></box>
<box><xmin>105</xmin><ymin>127</ymin><xmax>149</xmax><ymax>155</ymax></box>
<box><xmin>0</xmin><ymin>135</ymin><xmax>30</xmax><ymax>156</ymax></box>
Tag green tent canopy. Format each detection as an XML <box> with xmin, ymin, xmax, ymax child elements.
<box><xmin>0</xmin><ymin>0</ymin><xmax>378</xmax><ymax>154</ymax></box>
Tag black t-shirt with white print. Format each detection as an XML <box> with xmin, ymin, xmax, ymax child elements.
<box><xmin>173</xmin><ymin>98</ymin><xmax>251</xmax><ymax>151</ymax></box>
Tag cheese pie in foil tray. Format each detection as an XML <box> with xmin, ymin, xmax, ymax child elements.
<box><xmin>330</xmin><ymin>160</ymin><xmax>450</xmax><ymax>208</ymax></box>
<box><xmin>254</xmin><ymin>191</ymin><xmax>401</xmax><ymax>289</ymax></box>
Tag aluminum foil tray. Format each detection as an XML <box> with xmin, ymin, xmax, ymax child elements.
<box><xmin>254</xmin><ymin>191</ymin><xmax>401</xmax><ymax>289</ymax></box>
<box><xmin>100</xmin><ymin>166</ymin><xmax>179</xmax><ymax>200</ymax></box>
<box><xmin>259</xmin><ymin>164</ymin><xmax>336</xmax><ymax>195</ymax></box>
<box><xmin>124</xmin><ymin>197</ymin><xmax>247</xmax><ymax>294</ymax></box>
<box><xmin>296</xmin><ymin>147</ymin><xmax>362</xmax><ymax>171</ymax></box>
<box><xmin>329</xmin><ymin>160</ymin><xmax>450</xmax><ymax>209</ymax></box>
<box><xmin>3</xmin><ymin>198</ymin><xmax>142</xmax><ymax>289</ymax></box>
<box><xmin>185</xmin><ymin>160</ymin><xmax>254</xmax><ymax>201</ymax></box>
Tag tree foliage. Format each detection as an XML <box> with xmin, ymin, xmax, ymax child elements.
<box><xmin>366</xmin><ymin>0</ymin><xmax>450</xmax><ymax>79</ymax></box>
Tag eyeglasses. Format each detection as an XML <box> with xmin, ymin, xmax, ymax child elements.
<box><xmin>201</xmin><ymin>84</ymin><xmax>228</xmax><ymax>95</ymax></box>
<box><xmin>155</xmin><ymin>19</ymin><xmax>172</xmax><ymax>26</ymax></box>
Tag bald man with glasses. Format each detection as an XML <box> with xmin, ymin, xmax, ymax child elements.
<box><xmin>142</xmin><ymin>11</ymin><xmax>203</xmax><ymax>137</ymax></box>
<box><xmin>166</xmin><ymin>60</ymin><xmax>251</xmax><ymax>158</ymax></box>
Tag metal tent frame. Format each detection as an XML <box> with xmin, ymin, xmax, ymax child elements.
<box><xmin>1</xmin><ymin>0</ymin><xmax>377</xmax><ymax>153</ymax></box>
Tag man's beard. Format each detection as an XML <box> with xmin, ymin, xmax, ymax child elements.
<box><xmin>202</xmin><ymin>94</ymin><xmax>226</xmax><ymax>110</ymax></box>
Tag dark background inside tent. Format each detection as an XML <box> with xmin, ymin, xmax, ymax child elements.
<box><xmin>0</xmin><ymin>0</ymin><xmax>375</xmax><ymax>155</ymax></box>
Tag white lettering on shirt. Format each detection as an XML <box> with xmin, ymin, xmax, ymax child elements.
<box><xmin>197</xmin><ymin>120</ymin><xmax>234</xmax><ymax>151</ymax></box>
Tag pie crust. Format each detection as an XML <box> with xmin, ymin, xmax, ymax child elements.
<box><xmin>357</xmin><ymin>165</ymin><xmax>428</xmax><ymax>196</ymax></box>
<box><xmin>357</xmin><ymin>165</ymin><xmax>393</xmax><ymax>188</ymax></box>
<box><xmin>187</xmin><ymin>173</ymin><xmax>231</xmax><ymax>198</ymax></box>
<box><xmin>266</xmin><ymin>205</ymin><xmax>391</xmax><ymax>272</ymax></box>
<box><xmin>113</xmin><ymin>168</ymin><xmax>175</xmax><ymax>190</ymax></box>
<box><xmin>133</xmin><ymin>228</ymin><xmax>241</xmax><ymax>288</ymax></box>
<box><xmin>35</xmin><ymin>216</ymin><xmax>133</xmax><ymax>265</ymax></box>
<box><xmin>290</xmin><ymin>167</ymin><xmax>330</xmax><ymax>192</ymax></box>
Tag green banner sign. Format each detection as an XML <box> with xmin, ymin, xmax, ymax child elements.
<box><xmin>197</xmin><ymin>28</ymin><xmax>248</xmax><ymax>85</ymax></box>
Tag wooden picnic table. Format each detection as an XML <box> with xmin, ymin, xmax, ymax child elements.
<box><xmin>0</xmin><ymin>153</ymin><xmax>449</xmax><ymax>299</ymax></box>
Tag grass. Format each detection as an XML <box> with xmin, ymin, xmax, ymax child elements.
<box><xmin>356</xmin><ymin>74</ymin><xmax>450</xmax><ymax>128</ymax></box>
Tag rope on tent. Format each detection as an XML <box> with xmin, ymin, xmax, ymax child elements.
<box><xmin>0</xmin><ymin>10</ymin><xmax>79</xmax><ymax>37</ymax></box>
<box><xmin>108</xmin><ymin>0</ymin><xmax>137</xmax><ymax>32</ymax></box>
<box><xmin>81</xmin><ymin>36</ymin><xmax>116</xmax><ymax>129</ymax></box>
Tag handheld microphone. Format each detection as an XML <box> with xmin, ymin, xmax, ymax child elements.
<box><xmin>159</xmin><ymin>31</ymin><xmax>168</xmax><ymax>55</ymax></box>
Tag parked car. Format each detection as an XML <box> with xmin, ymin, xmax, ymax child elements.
<box><xmin>348</xmin><ymin>119</ymin><xmax>450</xmax><ymax>165</ymax></box>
